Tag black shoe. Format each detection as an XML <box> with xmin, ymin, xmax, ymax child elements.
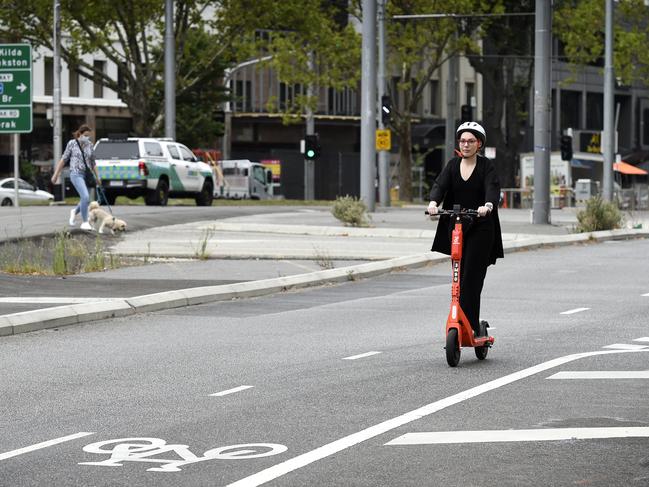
<box><xmin>478</xmin><ymin>320</ymin><xmax>489</xmax><ymax>337</ymax></box>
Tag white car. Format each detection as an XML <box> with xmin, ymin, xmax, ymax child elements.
<box><xmin>0</xmin><ymin>178</ymin><xmax>54</xmax><ymax>206</ymax></box>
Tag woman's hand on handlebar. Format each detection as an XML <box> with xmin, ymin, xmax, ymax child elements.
<box><xmin>427</xmin><ymin>201</ymin><xmax>438</xmax><ymax>218</ymax></box>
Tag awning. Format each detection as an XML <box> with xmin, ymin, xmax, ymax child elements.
<box><xmin>614</xmin><ymin>161</ymin><xmax>648</xmax><ymax>175</ymax></box>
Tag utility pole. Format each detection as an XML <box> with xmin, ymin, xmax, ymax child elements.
<box><xmin>602</xmin><ymin>0</ymin><xmax>614</xmax><ymax>202</ymax></box>
<box><xmin>164</xmin><ymin>0</ymin><xmax>176</xmax><ymax>140</ymax></box>
<box><xmin>532</xmin><ymin>0</ymin><xmax>552</xmax><ymax>225</ymax></box>
<box><xmin>360</xmin><ymin>0</ymin><xmax>377</xmax><ymax>212</ymax></box>
<box><xmin>445</xmin><ymin>48</ymin><xmax>458</xmax><ymax>163</ymax></box>
<box><xmin>53</xmin><ymin>0</ymin><xmax>64</xmax><ymax>200</ymax></box>
<box><xmin>304</xmin><ymin>51</ymin><xmax>316</xmax><ymax>201</ymax></box>
<box><xmin>377</xmin><ymin>0</ymin><xmax>389</xmax><ymax>206</ymax></box>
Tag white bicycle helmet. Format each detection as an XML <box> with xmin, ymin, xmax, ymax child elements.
<box><xmin>456</xmin><ymin>121</ymin><xmax>486</xmax><ymax>146</ymax></box>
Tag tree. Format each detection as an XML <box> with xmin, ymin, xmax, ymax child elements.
<box><xmin>216</xmin><ymin>0</ymin><xmax>361</xmax><ymax>124</ymax></box>
<box><xmin>0</xmin><ymin>0</ymin><xmax>227</xmax><ymax>143</ymax></box>
<box><xmin>381</xmin><ymin>0</ymin><xmax>501</xmax><ymax>201</ymax></box>
<box><xmin>554</xmin><ymin>0</ymin><xmax>649</xmax><ymax>87</ymax></box>
<box><xmin>463</xmin><ymin>0</ymin><xmax>535</xmax><ymax>188</ymax></box>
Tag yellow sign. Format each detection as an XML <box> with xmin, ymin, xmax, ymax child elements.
<box><xmin>376</xmin><ymin>129</ymin><xmax>391</xmax><ymax>151</ymax></box>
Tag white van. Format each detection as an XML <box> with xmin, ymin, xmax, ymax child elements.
<box><xmin>217</xmin><ymin>159</ymin><xmax>273</xmax><ymax>200</ymax></box>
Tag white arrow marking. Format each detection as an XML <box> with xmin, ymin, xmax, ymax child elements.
<box><xmin>210</xmin><ymin>385</ymin><xmax>253</xmax><ymax>397</ymax></box>
<box><xmin>385</xmin><ymin>427</ymin><xmax>649</xmax><ymax>446</ymax></box>
<box><xmin>547</xmin><ymin>371</ymin><xmax>649</xmax><ymax>379</ymax></box>
<box><xmin>0</xmin><ymin>432</ymin><xmax>94</xmax><ymax>461</ymax></box>
<box><xmin>560</xmin><ymin>307</ymin><xmax>590</xmax><ymax>315</ymax></box>
<box><xmin>16</xmin><ymin>82</ymin><xmax>27</xmax><ymax>93</ymax></box>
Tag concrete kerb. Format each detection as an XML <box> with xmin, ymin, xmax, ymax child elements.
<box><xmin>2</xmin><ymin>227</ymin><xmax>648</xmax><ymax>336</ymax></box>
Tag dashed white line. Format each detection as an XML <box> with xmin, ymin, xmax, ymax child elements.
<box><xmin>642</xmin><ymin>293</ymin><xmax>649</xmax><ymax>297</ymax></box>
<box><xmin>210</xmin><ymin>385</ymin><xmax>254</xmax><ymax>397</ymax></box>
<box><xmin>633</xmin><ymin>337</ymin><xmax>649</xmax><ymax>343</ymax></box>
<box><xmin>603</xmin><ymin>343</ymin><xmax>648</xmax><ymax>350</ymax></box>
<box><xmin>226</xmin><ymin>348</ymin><xmax>648</xmax><ymax>487</ymax></box>
<box><xmin>385</xmin><ymin>427</ymin><xmax>649</xmax><ymax>445</ymax></box>
<box><xmin>547</xmin><ymin>371</ymin><xmax>649</xmax><ymax>379</ymax></box>
<box><xmin>560</xmin><ymin>307</ymin><xmax>590</xmax><ymax>315</ymax></box>
<box><xmin>342</xmin><ymin>351</ymin><xmax>382</xmax><ymax>361</ymax></box>
<box><xmin>0</xmin><ymin>432</ymin><xmax>94</xmax><ymax>461</ymax></box>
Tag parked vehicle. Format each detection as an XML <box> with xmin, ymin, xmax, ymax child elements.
<box><xmin>0</xmin><ymin>178</ymin><xmax>54</xmax><ymax>206</ymax></box>
<box><xmin>93</xmin><ymin>138</ymin><xmax>215</xmax><ymax>206</ymax></box>
<box><xmin>217</xmin><ymin>160</ymin><xmax>273</xmax><ymax>200</ymax></box>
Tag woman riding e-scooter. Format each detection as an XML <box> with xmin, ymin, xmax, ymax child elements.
<box><xmin>427</xmin><ymin>122</ymin><xmax>504</xmax><ymax>337</ymax></box>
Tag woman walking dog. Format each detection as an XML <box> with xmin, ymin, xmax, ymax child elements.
<box><xmin>51</xmin><ymin>124</ymin><xmax>102</xmax><ymax>230</ymax></box>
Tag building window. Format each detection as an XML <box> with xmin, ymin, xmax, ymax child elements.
<box><xmin>279</xmin><ymin>82</ymin><xmax>301</xmax><ymax>111</ymax></box>
<box><xmin>586</xmin><ymin>92</ymin><xmax>603</xmax><ymax>130</ymax></box>
<box><xmin>69</xmin><ymin>65</ymin><xmax>79</xmax><ymax>97</ymax></box>
<box><xmin>465</xmin><ymin>82</ymin><xmax>475</xmax><ymax>107</ymax></box>
<box><xmin>429</xmin><ymin>80</ymin><xmax>439</xmax><ymax>116</ymax></box>
<box><xmin>44</xmin><ymin>57</ymin><xmax>53</xmax><ymax>96</ymax></box>
<box><xmin>561</xmin><ymin>90</ymin><xmax>581</xmax><ymax>130</ymax></box>
<box><xmin>117</xmin><ymin>65</ymin><xmax>127</xmax><ymax>93</ymax></box>
<box><xmin>235</xmin><ymin>79</ymin><xmax>252</xmax><ymax>112</ymax></box>
<box><xmin>643</xmin><ymin>108</ymin><xmax>649</xmax><ymax>147</ymax></box>
<box><xmin>93</xmin><ymin>60</ymin><xmax>105</xmax><ymax>98</ymax></box>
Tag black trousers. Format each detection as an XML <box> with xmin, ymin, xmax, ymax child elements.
<box><xmin>449</xmin><ymin>219</ymin><xmax>495</xmax><ymax>333</ymax></box>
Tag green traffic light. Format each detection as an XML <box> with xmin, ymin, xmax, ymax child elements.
<box><xmin>306</xmin><ymin>150</ymin><xmax>315</xmax><ymax>158</ymax></box>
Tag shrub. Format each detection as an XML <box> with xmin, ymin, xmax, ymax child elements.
<box><xmin>331</xmin><ymin>195</ymin><xmax>370</xmax><ymax>227</ymax></box>
<box><xmin>576</xmin><ymin>196</ymin><xmax>624</xmax><ymax>232</ymax></box>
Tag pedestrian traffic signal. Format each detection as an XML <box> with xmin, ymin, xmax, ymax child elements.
<box><xmin>381</xmin><ymin>95</ymin><xmax>392</xmax><ymax>125</ymax></box>
<box><xmin>304</xmin><ymin>134</ymin><xmax>320</xmax><ymax>160</ymax></box>
<box><xmin>461</xmin><ymin>104</ymin><xmax>473</xmax><ymax>123</ymax></box>
<box><xmin>560</xmin><ymin>135</ymin><xmax>573</xmax><ymax>161</ymax></box>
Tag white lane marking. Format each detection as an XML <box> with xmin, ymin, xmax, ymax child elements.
<box><xmin>0</xmin><ymin>297</ymin><xmax>124</xmax><ymax>304</ymax></box>
<box><xmin>226</xmin><ymin>349</ymin><xmax>648</xmax><ymax>487</ymax></box>
<box><xmin>603</xmin><ymin>343</ymin><xmax>649</xmax><ymax>350</ymax></box>
<box><xmin>385</xmin><ymin>427</ymin><xmax>649</xmax><ymax>446</ymax></box>
<box><xmin>547</xmin><ymin>371</ymin><xmax>649</xmax><ymax>379</ymax></box>
<box><xmin>634</xmin><ymin>337</ymin><xmax>649</xmax><ymax>343</ymax></box>
<box><xmin>342</xmin><ymin>351</ymin><xmax>382</xmax><ymax>361</ymax></box>
<box><xmin>0</xmin><ymin>432</ymin><xmax>94</xmax><ymax>461</ymax></box>
<box><xmin>642</xmin><ymin>293</ymin><xmax>649</xmax><ymax>297</ymax></box>
<box><xmin>560</xmin><ymin>307</ymin><xmax>590</xmax><ymax>315</ymax></box>
<box><xmin>209</xmin><ymin>386</ymin><xmax>254</xmax><ymax>397</ymax></box>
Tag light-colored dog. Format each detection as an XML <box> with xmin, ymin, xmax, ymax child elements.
<box><xmin>88</xmin><ymin>201</ymin><xmax>127</xmax><ymax>235</ymax></box>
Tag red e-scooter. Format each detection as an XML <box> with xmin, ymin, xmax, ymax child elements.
<box><xmin>427</xmin><ymin>204</ymin><xmax>495</xmax><ymax>367</ymax></box>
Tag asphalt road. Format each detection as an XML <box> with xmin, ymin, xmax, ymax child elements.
<box><xmin>1</xmin><ymin>239</ymin><xmax>648</xmax><ymax>486</ymax></box>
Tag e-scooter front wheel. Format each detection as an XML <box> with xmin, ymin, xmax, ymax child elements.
<box><xmin>445</xmin><ymin>328</ymin><xmax>461</xmax><ymax>367</ymax></box>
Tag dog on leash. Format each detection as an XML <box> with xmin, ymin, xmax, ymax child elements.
<box><xmin>88</xmin><ymin>201</ymin><xmax>127</xmax><ymax>235</ymax></box>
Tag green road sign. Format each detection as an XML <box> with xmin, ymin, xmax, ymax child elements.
<box><xmin>0</xmin><ymin>43</ymin><xmax>32</xmax><ymax>133</ymax></box>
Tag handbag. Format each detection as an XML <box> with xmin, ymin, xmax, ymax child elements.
<box><xmin>76</xmin><ymin>139</ymin><xmax>96</xmax><ymax>188</ymax></box>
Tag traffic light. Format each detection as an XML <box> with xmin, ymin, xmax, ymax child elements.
<box><xmin>560</xmin><ymin>135</ymin><xmax>573</xmax><ymax>161</ymax></box>
<box><xmin>461</xmin><ymin>104</ymin><xmax>473</xmax><ymax>123</ymax></box>
<box><xmin>304</xmin><ymin>134</ymin><xmax>320</xmax><ymax>160</ymax></box>
<box><xmin>381</xmin><ymin>95</ymin><xmax>392</xmax><ymax>125</ymax></box>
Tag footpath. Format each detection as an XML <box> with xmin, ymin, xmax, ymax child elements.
<box><xmin>1</xmin><ymin>206</ymin><xmax>648</xmax><ymax>336</ymax></box>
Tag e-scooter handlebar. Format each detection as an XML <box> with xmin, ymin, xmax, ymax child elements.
<box><xmin>424</xmin><ymin>204</ymin><xmax>479</xmax><ymax>217</ymax></box>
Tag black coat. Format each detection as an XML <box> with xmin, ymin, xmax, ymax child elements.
<box><xmin>429</xmin><ymin>155</ymin><xmax>504</xmax><ymax>265</ymax></box>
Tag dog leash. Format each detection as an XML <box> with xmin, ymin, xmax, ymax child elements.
<box><xmin>76</xmin><ymin>139</ymin><xmax>113</xmax><ymax>216</ymax></box>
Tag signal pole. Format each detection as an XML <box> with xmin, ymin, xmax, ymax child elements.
<box><xmin>377</xmin><ymin>0</ymin><xmax>390</xmax><ymax>206</ymax></box>
<box><xmin>602</xmin><ymin>0</ymin><xmax>615</xmax><ymax>202</ymax></box>
<box><xmin>360</xmin><ymin>0</ymin><xmax>377</xmax><ymax>211</ymax></box>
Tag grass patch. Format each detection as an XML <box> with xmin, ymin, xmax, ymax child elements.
<box><xmin>575</xmin><ymin>196</ymin><xmax>624</xmax><ymax>232</ymax></box>
<box><xmin>0</xmin><ymin>231</ymin><xmax>124</xmax><ymax>276</ymax></box>
<box><xmin>63</xmin><ymin>196</ymin><xmax>334</xmax><ymax>207</ymax></box>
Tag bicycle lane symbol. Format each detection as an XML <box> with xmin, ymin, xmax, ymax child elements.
<box><xmin>78</xmin><ymin>438</ymin><xmax>287</xmax><ymax>472</ymax></box>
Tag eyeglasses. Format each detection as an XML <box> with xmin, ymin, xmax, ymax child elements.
<box><xmin>458</xmin><ymin>139</ymin><xmax>478</xmax><ymax>146</ymax></box>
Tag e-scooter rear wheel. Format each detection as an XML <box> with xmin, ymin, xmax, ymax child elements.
<box><xmin>445</xmin><ymin>328</ymin><xmax>461</xmax><ymax>367</ymax></box>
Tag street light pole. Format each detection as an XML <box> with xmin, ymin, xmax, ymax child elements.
<box><xmin>53</xmin><ymin>0</ymin><xmax>64</xmax><ymax>200</ymax></box>
<box><xmin>164</xmin><ymin>0</ymin><xmax>176</xmax><ymax>140</ymax></box>
<box><xmin>222</xmin><ymin>56</ymin><xmax>272</xmax><ymax>161</ymax></box>
<box><xmin>377</xmin><ymin>0</ymin><xmax>390</xmax><ymax>206</ymax></box>
<box><xmin>532</xmin><ymin>0</ymin><xmax>552</xmax><ymax>225</ymax></box>
<box><xmin>602</xmin><ymin>0</ymin><xmax>615</xmax><ymax>202</ymax></box>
